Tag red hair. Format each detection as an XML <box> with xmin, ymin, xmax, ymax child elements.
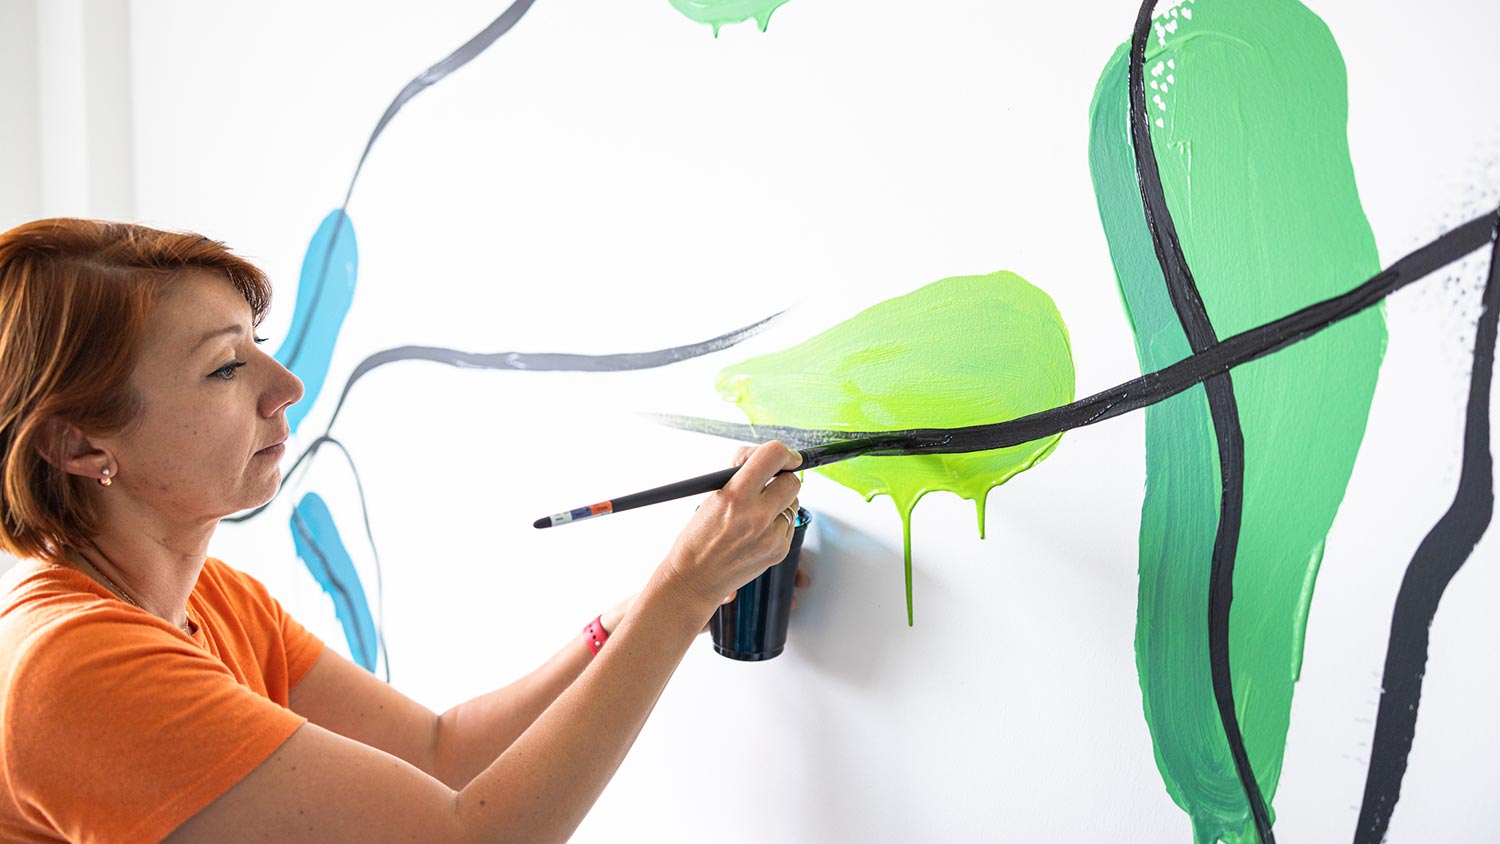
<box><xmin>0</xmin><ymin>218</ymin><xmax>272</xmax><ymax>562</ymax></box>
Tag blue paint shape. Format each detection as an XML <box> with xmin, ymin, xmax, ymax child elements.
<box><xmin>289</xmin><ymin>492</ymin><xmax>378</xmax><ymax>671</ymax></box>
<box><xmin>278</xmin><ymin>210</ymin><xmax>358</xmax><ymax>434</ymax></box>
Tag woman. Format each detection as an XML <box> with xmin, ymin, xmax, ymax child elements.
<box><xmin>0</xmin><ymin>218</ymin><xmax>806</xmax><ymax>843</ymax></box>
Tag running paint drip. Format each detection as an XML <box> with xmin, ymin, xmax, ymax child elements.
<box><xmin>1088</xmin><ymin>1</ymin><xmax>1385</xmax><ymax>841</ymax></box>
<box><xmin>669</xmin><ymin>0</ymin><xmax>792</xmax><ymax>35</ymax></box>
<box><xmin>716</xmin><ymin>272</ymin><xmax>1075</xmax><ymax>625</ymax></box>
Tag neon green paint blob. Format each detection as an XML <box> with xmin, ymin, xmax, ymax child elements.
<box><xmin>669</xmin><ymin>0</ymin><xmax>791</xmax><ymax>35</ymax></box>
<box><xmin>1087</xmin><ymin>1</ymin><xmax>1385</xmax><ymax>841</ymax></box>
<box><xmin>717</xmin><ymin>272</ymin><xmax>1075</xmax><ymax>625</ymax></box>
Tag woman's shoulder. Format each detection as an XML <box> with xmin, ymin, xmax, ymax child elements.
<box><xmin>0</xmin><ymin>559</ymin><xmax>121</xmax><ymax>642</ymax></box>
<box><xmin>1</xmin><ymin>564</ymin><xmax>196</xmax><ymax>718</ymax></box>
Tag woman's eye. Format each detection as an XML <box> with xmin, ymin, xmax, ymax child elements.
<box><xmin>253</xmin><ymin>335</ymin><xmax>268</xmax><ymax>345</ymax></box>
<box><xmin>211</xmin><ymin>361</ymin><xmax>247</xmax><ymax>381</ymax></box>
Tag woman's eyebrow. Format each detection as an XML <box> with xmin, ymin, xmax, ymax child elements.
<box><xmin>191</xmin><ymin>324</ymin><xmax>245</xmax><ymax>354</ymax></box>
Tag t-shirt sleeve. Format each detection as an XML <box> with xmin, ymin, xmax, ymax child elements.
<box><xmin>212</xmin><ymin>561</ymin><xmax>324</xmax><ymax>689</ymax></box>
<box><xmin>3</xmin><ymin>607</ymin><xmax>308</xmax><ymax>844</ymax></box>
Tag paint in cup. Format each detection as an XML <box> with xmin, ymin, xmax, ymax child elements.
<box><xmin>709</xmin><ymin>507</ymin><xmax>810</xmax><ymax>661</ymax></box>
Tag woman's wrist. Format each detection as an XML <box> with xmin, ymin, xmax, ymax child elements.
<box><xmin>645</xmin><ymin>561</ymin><xmax>722</xmax><ymax>628</ymax></box>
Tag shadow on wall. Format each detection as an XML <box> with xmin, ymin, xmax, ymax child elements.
<box><xmin>788</xmin><ymin>509</ymin><xmax>942</xmax><ymax>690</ymax></box>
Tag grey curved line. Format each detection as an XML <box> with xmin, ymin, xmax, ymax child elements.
<box><xmin>285</xmin><ymin>0</ymin><xmax>541</xmax><ymax>368</ymax></box>
<box><xmin>321</xmin><ymin>310</ymin><xmax>786</xmax><ymax>432</ymax></box>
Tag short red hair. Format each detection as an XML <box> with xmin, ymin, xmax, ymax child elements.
<box><xmin>0</xmin><ymin>218</ymin><xmax>272</xmax><ymax>563</ymax></box>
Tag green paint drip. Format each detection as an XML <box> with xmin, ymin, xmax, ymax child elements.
<box><xmin>716</xmin><ymin>272</ymin><xmax>1075</xmax><ymax>624</ymax></box>
<box><xmin>669</xmin><ymin>0</ymin><xmax>791</xmax><ymax>35</ymax></box>
<box><xmin>1087</xmin><ymin>1</ymin><xmax>1385</xmax><ymax>842</ymax></box>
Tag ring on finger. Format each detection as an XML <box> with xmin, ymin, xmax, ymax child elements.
<box><xmin>776</xmin><ymin>509</ymin><xmax>793</xmax><ymax>527</ymax></box>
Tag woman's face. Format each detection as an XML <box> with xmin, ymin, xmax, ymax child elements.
<box><xmin>103</xmin><ymin>270</ymin><xmax>304</xmax><ymax>524</ymax></box>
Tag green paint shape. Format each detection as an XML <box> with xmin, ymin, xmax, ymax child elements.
<box><xmin>1087</xmin><ymin>1</ymin><xmax>1385</xmax><ymax>841</ymax></box>
<box><xmin>669</xmin><ymin>0</ymin><xmax>791</xmax><ymax>35</ymax></box>
<box><xmin>716</xmin><ymin>272</ymin><xmax>1075</xmax><ymax>625</ymax></box>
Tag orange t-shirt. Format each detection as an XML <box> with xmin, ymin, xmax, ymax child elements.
<box><xmin>0</xmin><ymin>557</ymin><xmax>325</xmax><ymax>843</ymax></box>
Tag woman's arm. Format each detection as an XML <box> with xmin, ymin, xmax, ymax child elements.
<box><xmin>167</xmin><ymin>441</ymin><xmax>802</xmax><ymax>844</ymax></box>
<box><xmin>287</xmin><ymin>595</ymin><xmax>635</xmax><ymax>790</ymax></box>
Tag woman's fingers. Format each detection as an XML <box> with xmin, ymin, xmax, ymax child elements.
<box><xmin>726</xmin><ymin>441</ymin><xmax>802</xmax><ymax>497</ymax></box>
<box><xmin>762</xmin><ymin>471</ymin><xmax>801</xmax><ymax>514</ymax></box>
<box><xmin>731</xmin><ymin>445</ymin><xmax>755</xmax><ymax>468</ymax></box>
<box><xmin>794</xmin><ymin>568</ymin><xmax>811</xmax><ymax>588</ymax></box>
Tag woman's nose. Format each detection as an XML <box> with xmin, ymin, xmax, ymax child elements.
<box><xmin>263</xmin><ymin>359</ymin><xmax>306</xmax><ymax>418</ymax></box>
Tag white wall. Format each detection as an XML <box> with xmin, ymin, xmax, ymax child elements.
<box><xmin>24</xmin><ymin>0</ymin><xmax>1500</xmax><ymax>840</ymax></box>
<box><xmin>0</xmin><ymin>0</ymin><xmax>136</xmax><ymax>577</ymax></box>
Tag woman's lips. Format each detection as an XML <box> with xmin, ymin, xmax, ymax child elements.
<box><xmin>254</xmin><ymin>442</ymin><xmax>286</xmax><ymax>458</ymax></box>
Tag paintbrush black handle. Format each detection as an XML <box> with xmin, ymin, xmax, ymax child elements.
<box><xmin>532</xmin><ymin>438</ymin><xmax>905</xmax><ymax>529</ymax></box>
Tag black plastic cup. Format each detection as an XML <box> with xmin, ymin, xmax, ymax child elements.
<box><xmin>709</xmin><ymin>507</ymin><xmax>811</xmax><ymax>661</ymax></box>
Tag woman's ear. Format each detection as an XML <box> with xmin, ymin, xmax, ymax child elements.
<box><xmin>33</xmin><ymin>417</ymin><xmax>113</xmax><ymax>479</ymax></box>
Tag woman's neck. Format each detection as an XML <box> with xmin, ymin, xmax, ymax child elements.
<box><xmin>68</xmin><ymin>510</ymin><xmax>214</xmax><ymax>630</ymax></box>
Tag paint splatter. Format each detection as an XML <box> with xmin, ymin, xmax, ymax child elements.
<box><xmin>715</xmin><ymin>272</ymin><xmax>1075</xmax><ymax>624</ymax></box>
<box><xmin>289</xmin><ymin>493</ymin><xmax>379</xmax><ymax>672</ymax></box>
<box><xmin>278</xmin><ymin>209</ymin><xmax>358</xmax><ymax>435</ymax></box>
<box><xmin>1088</xmin><ymin>0</ymin><xmax>1385</xmax><ymax>841</ymax></box>
<box><xmin>669</xmin><ymin>0</ymin><xmax>791</xmax><ymax>35</ymax></box>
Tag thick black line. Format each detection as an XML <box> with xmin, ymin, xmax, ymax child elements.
<box><xmin>1354</xmin><ymin>223</ymin><xmax>1500</xmax><ymax>843</ymax></box>
<box><xmin>1125</xmin><ymin>2</ymin><xmax>1269</xmax><ymax>842</ymax></box>
<box><xmin>654</xmin><ymin>213</ymin><xmax>1497</xmax><ymax>456</ymax></box>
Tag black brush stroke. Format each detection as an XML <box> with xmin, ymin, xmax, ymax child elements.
<box><xmin>1125</xmin><ymin>1</ymin><xmax>1268</xmax><ymax>841</ymax></box>
<box><xmin>1354</xmin><ymin>223</ymin><xmax>1500</xmax><ymax>843</ymax></box>
<box><xmin>284</xmin><ymin>0</ymin><xmax>539</xmax><ymax>369</ymax></box>
<box><xmin>654</xmin><ymin>213</ymin><xmax>1497</xmax><ymax>460</ymax></box>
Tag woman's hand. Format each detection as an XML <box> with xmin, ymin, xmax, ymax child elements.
<box><xmin>653</xmin><ymin>440</ymin><xmax>803</xmax><ymax>618</ymax></box>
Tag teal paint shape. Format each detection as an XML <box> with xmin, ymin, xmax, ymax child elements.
<box><xmin>278</xmin><ymin>210</ymin><xmax>358</xmax><ymax>434</ymax></box>
<box><xmin>669</xmin><ymin>0</ymin><xmax>791</xmax><ymax>35</ymax></box>
<box><xmin>1087</xmin><ymin>1</ymin><xmax>1386</xmax><ymax>841</ymax></box>
<box><xmin>290</xmin><ymin>492</ymin><xmax>378</xmax><ymax>672</ymax></box>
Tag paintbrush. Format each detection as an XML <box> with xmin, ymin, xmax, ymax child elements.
<box><xmin>532</xmin><ymin>435</ymin><xmax>912</xmax><ymax>529</ymax></box>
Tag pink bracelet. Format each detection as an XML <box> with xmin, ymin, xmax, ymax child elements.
<box><xmin>583</xmin><ymin>615</ymin><xmax>609</xmax><ymax>656</ymax></box>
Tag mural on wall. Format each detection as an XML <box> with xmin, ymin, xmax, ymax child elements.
<box><xmin>227</xmin><ymin>0</ymin><xmax>786</xmax><ymax>677</ymax></box>
<box><xmin>226</xmin><ymin>0</ymin><xmax>1498</xmax><ymax>841</ymax></box>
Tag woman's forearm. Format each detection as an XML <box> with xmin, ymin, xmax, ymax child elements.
<box><xmin>431</xmin><ymin>632</ymin><xmax>593</xmax><ymax>789</ymax></box>
<box><xmin>451</xmin><ymin>567</ymin><xmax>714</xmax><ymax>844</ymax></box>
<box><xmin>432</xmin><ymin>596</ymin><xmax>637</xmax><ymax>789</ymax></box>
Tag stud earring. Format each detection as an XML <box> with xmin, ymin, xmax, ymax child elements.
<box><xmin>99</xmin><ymin>468</ymin><xmax>112</xmax><ymax>487</ymax></box>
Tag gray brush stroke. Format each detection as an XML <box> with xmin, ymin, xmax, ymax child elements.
<box><xmin>322</xmin><ymin>310</ymin><xmax>785</xmax><ymax>431</ymax></box>
<box><xmin>285</xmin><ymin>0</ymin><xmax>541</xmax><ymax>368</ymax></box>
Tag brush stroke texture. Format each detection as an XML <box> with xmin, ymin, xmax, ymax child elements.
<box><xmin>670</xmin><ymin>0</ymin><xmax>791</xmax><ymax>34</ymax></box>
<box><xmin>279</xmin><ymin>210</ymin><xmax>357</xmax><ymax>434</ymax></box>
<box><xmin>713</xmin><ymin>272</ymin><xmax>1074</xmax><ymax>625</ymax></box>
<box><xmin>315</xmin><ymin>311</ymin><xmax>785</xmax><ymax>433</ymax></box>
<box><xmin>1117</xmin><ymin>4</ymin><xmax>1265</xmax><ymax>835</ymax></box>
<box><xmin>290</xmin><ymin>493</ymin><xmax>378</xmax><ymax>672</ymax></box>
<box><xmin>1354</xmin><ymin>228</ymin><xmax>1500</xmax><ymax>843</ymax></box>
